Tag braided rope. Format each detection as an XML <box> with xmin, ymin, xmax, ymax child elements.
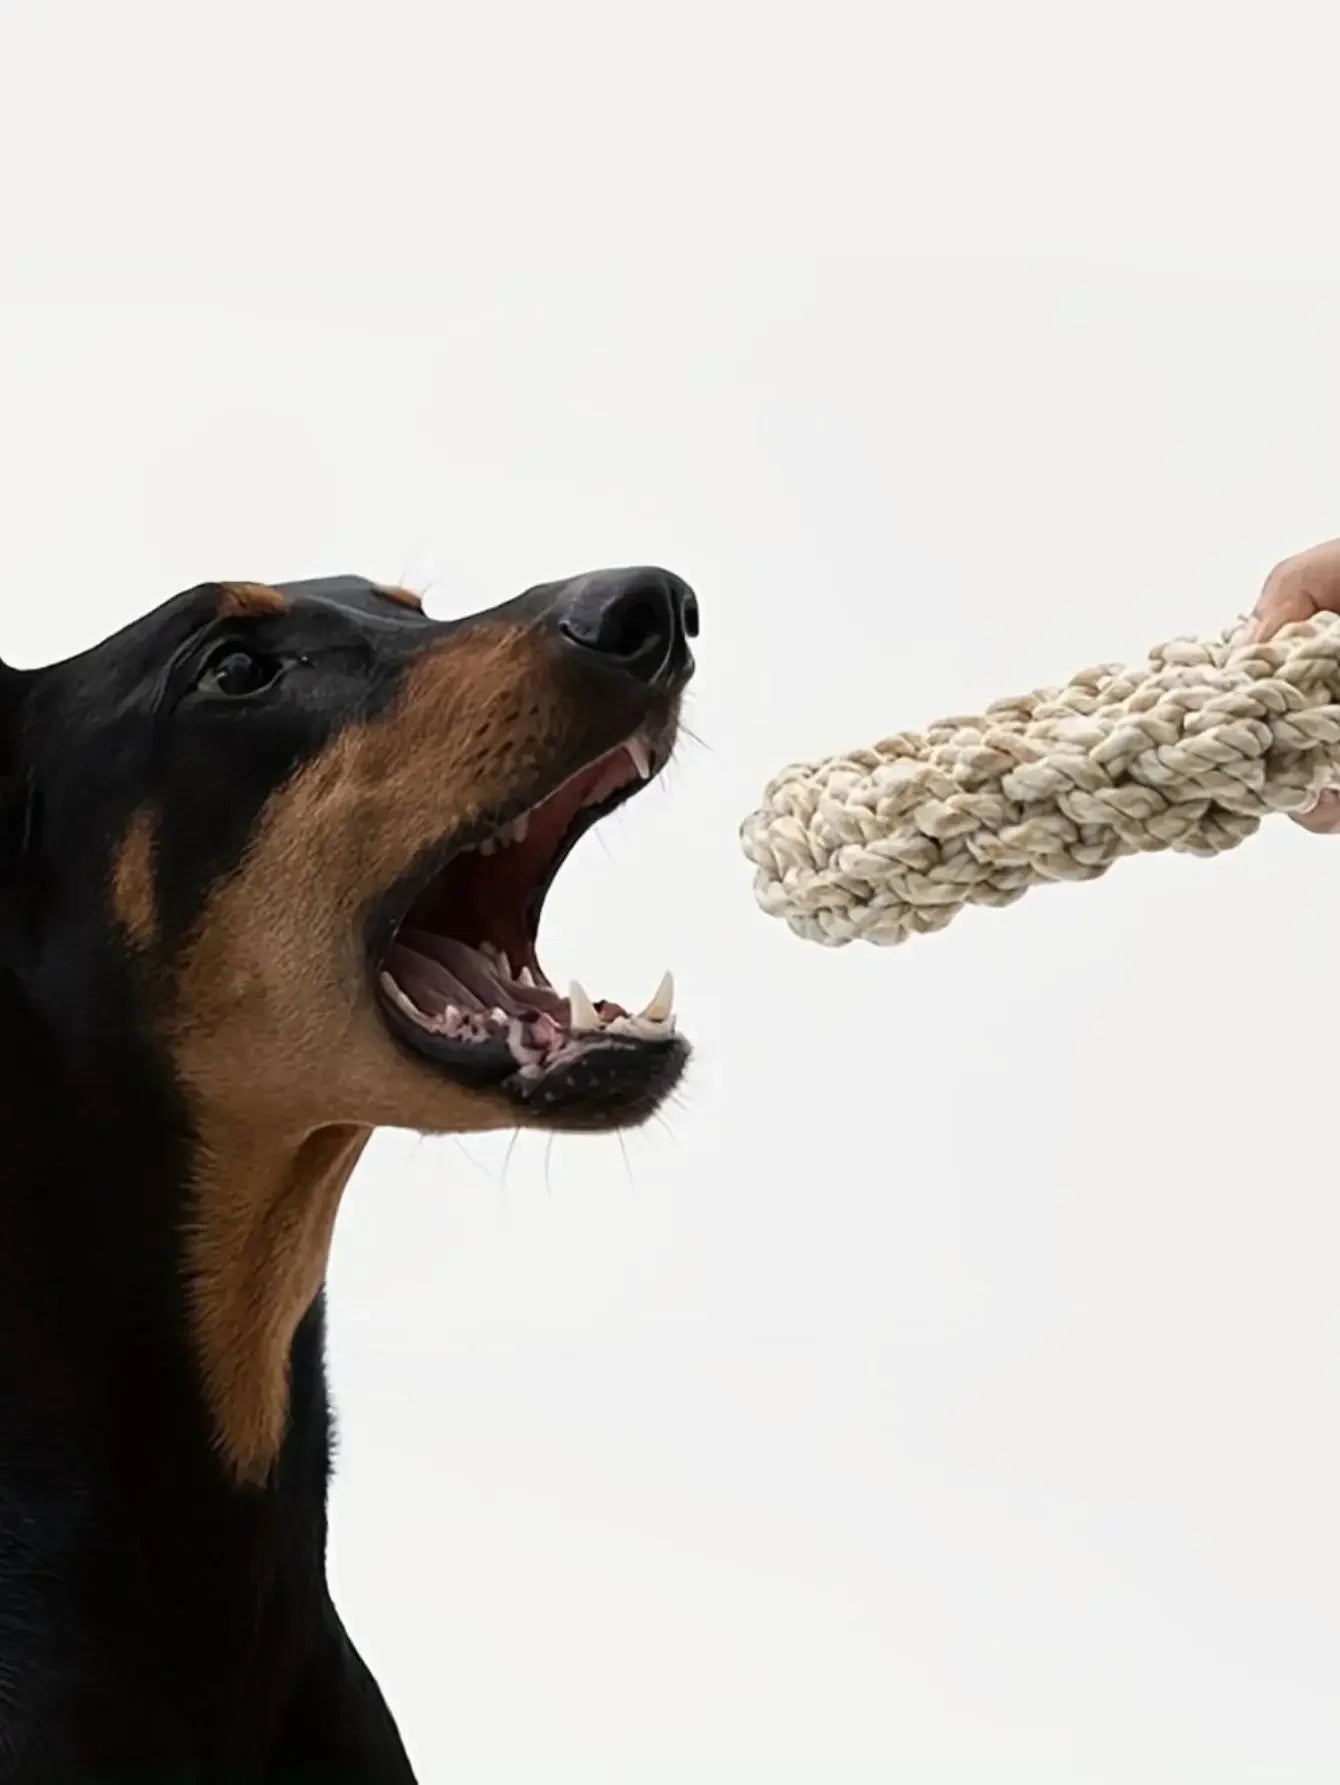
<box><xmin>740</xmin><ymin>614</ymin><xmax>1340</xmax><ymax>947</ymax></box>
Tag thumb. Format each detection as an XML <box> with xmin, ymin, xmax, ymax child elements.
<box><xmin>1291</xmin><ymin>789</ymin><xmax>1340</xmax><ymax>834</ymax></box>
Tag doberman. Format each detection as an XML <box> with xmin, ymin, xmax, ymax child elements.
<box><xmin>0</xmin><ymin>567</ymin><xmax>697</xmax><ymax>1780</ymax></box>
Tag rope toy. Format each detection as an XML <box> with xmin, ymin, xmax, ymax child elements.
<box><xmin>740</xmin><ymin>613</ymin><xmax>1340</xmax><ymax>947</ymax></box>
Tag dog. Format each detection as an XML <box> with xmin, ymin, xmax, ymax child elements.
<box><xmin>0</xmin><ymin>567</ymin><xmax>697</xmax><ymax>1779</ymax></box>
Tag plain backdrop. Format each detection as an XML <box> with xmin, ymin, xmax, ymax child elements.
<box><xmin>5</xmin><ymin>3</ymin><xmax>1340</xmax><ymax>1780</ymax></box>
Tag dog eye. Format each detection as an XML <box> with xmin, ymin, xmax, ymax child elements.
<box><xmin>198</xmin><ymin>648</ymin><xmax>283</xmax><ymax>699</ymax></box>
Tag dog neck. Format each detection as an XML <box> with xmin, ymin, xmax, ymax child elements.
<box><xmin>184</xmin><ymin>1113</ymin><xmax>371</xmax><ymax>1486</ymax></box>
<box><xmin>0</xmin><ymin>966</ymin><xmax>367</xmax><ymax>1501</ymax></box>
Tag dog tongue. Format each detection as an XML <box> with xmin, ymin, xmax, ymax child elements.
<box><xmin>383</xmin><ymin>943</ymin><xmax>479</xmax><ymax>1017</ymax></box>
<box><xmin>392</xmin><ymin>931</ymin><xmax>564</xmax><ymax>1018</ymax></box>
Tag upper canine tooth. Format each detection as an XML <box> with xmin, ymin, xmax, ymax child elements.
<box><xmin>510</xmin><ymin>813</ymin><xmax>531</xmax><ymax>843</ymax></box>
<box><xmin>517</xmin><ymin>965</ymin><xmax>536</xmax><ymax>988</ymax></box>
<box><xmin>625</xmin><ymin>737</ymin><xmax>653</xmax><ymax>780</ymax></box>
<box><xmin>568</xmin><ymin>979</ymin><xmax>602</xmax><ymax>1033</ymax></box>
<box><xmin>638</xmin><ymin>970</ymin><xmax>675</xmax><ymax>1025</ymax></box>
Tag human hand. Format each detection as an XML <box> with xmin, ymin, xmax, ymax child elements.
<box><xmin>1251</xmin><ymin>539</ymin><xmax>1340</xmax><ymax>833</ymax></box>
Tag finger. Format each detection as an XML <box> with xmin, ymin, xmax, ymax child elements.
<box><xmin>1252</xmin><ymin>577</ymin><xmax>1319</xmax><ymax>642</ymax></box>
<box><xmin>1291</xmin><ymin>788</ymin><xmax>1340</xmax><ymax>834</ymax></box>
<box><xmin>1253</xmin><ymin>538</ymin><xmax>1340</xmax><ymax>641</ymax></box>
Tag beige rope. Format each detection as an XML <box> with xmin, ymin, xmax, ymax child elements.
<box><xmin>740</xmin><ymin>614</ymin><xmax>1340</xmax><ymax>947</ymax></box>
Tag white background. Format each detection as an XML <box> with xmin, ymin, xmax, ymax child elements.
<box><xmin>4</xmin><ymin>3</ymin><xmax>1340</xmax><ymax>1779</ymax></box>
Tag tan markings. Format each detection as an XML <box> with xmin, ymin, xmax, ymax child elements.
<box><xmin>111</xmin><ymin>806</ymin><xmax>158</xmax><ymax>947</ymax></box>
<box><xmin>378</xmin><ymin>584</ymin><xmax>424</xmax><ymax>611</ymax></box>
<box><xmin>217</xmin><ymin>582</ymin><xmax>287</xmax><ymax>618</ymax></box>
<box><xmin>186</xmin><ymin>1121</ymin><xmax>369</xmax><ymax>1485</ymax></box>
<box><xmin>167</xmin><ymin>618</ymin><xmax>593</xmax><ymax>1481</ymax></box>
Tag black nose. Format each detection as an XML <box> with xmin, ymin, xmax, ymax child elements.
<box><xmin>557</xmin><ymin>567</ymin><xmax>697</xmax><ymax>689</ymax></box>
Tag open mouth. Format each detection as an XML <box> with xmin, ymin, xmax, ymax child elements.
<box><xmin>372</xmin><ymin>733</ymin><xmax>684</xmax><ymax>1112</ymax></box>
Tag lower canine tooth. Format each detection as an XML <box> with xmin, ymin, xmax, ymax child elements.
<box><xmin>638</xmin><ymin>970</ymin><xmax>675</xmax><ymax>1024</ymax></box>
<box><xmin>568</xmin><ymin>979</ymin><xmax>602</xmax><ymax>1033</ymax></box>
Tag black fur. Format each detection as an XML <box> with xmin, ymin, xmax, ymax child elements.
<box><xmin>0</xmin><ymin>570</ymin><xmax>695</xmax><ymax>1780</ymax></box>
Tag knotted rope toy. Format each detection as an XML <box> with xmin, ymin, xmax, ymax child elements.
<box><xmin>741</xmin><ymin>613</ymin><xmax>1340</xmax><ymax>947</ymax></box>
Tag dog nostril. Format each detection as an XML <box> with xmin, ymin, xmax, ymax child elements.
<box><xmin>558</xmin><ymin>568</ymin><xmax>691</xmax><ymax>687</ymax></box>
<box><xmin>604</xmin><ymin>594</ymin><xmax>667</xmax><ymax>662</ymax></box>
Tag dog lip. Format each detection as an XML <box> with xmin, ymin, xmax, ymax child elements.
<box><xmin>376</xmin><ymin>985</ymin><xmax>518</xmax><ymax>1088</ymax></box>
<box><xmin>377</xmin><ymin>970</ymin><xmax>686</xmax><ymax>1106</ymax></box>
<box><xmin>502</xmin><ymin>1026</ymin><xmax>690</xmax><ymax>1123</ymax></box>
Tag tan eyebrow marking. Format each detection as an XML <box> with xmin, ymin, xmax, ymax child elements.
<box><xmin>217</xmin><ymin>582</ymin><xmax>288</xmax><ymax>618</ymax></box>
<box><xmin>377</xmin><ymin>585</ymin><xmax>424</xmax><ymax>612</ymax></box>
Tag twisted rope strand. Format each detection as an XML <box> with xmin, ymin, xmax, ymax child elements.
<box><xmin>740</xmin><ymin>614</ymin><xmax>1340</xmax><ymax>947</ymax></box>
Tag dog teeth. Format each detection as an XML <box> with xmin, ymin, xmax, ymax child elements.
<box><xmin>380</xmin><ymin>972</ymin><xmax>429</xmax><ymax>1023</ymax></box>
<box><xmin>441</xmin><ymin>1005</ymin><xmax>464</xmax><ymax>1036</ymax></box>
<box><xmin>638</xmin><ymin>970</ymin><xmax>675</xmax><ymax>1026</ymax></box>
<box><xmin>625</xmin><ymin>737</ymin><xmax>654</xmax><ymax>780</ymax></box>
<box><xmin>517</xmin><ymin>965</ymin><xmax>536</xmax><ymax>988</ymax></box>
<box><xmin>479</xmin><ymin>941</ymin><xmax>512</xmax><ymax>978</ymax></box>
<box><xmin>568</xmin><ymin>979</ymin><xmax>602</xmax><ymax>1033</ymax></box>
<box><xmin>603</xmin><ymin>974</ymin><xmax>676</xmax><ymax>1041</ymax></box>
<box><xmin>473</xmin><ymin>813</ymin><xmax>530</xmax><ymax>855</ymax></box>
